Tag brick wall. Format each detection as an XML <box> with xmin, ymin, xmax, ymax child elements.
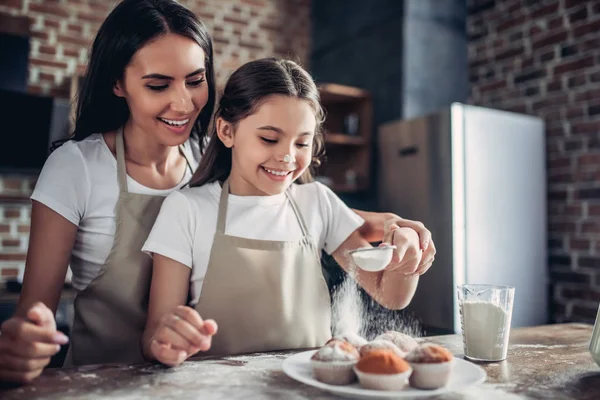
<box><xmin>0</xmin><ymin>0</ymin><xmax>310</xmax><ymax>281</ymax></box>
<box><xmin>0</xmin><ymin>178</ymin><xmax>36</xmax><ymax>282</ymax></box>
<box><xmin>468</xmin><ymin>0</ymin><xmax>600</xmax><ymax>323</ymax></box>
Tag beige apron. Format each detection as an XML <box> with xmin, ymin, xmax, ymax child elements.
<box><xmin>194</xmin><ymin>180</ymin><xmax>332</xmax><ymax>356</ymax></box>
<box><xmin>65</xmin><ymin>128</ymin><xmax>192</xmax><ymax>366</ymax></box>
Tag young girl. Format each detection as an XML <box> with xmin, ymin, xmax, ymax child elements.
<box><xmin>142</xmin><ymin>58</ymin><xmax>427</xmax><ymax>367</ymax></box>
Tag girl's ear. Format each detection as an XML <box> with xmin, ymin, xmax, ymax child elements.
<box><xmin>216</xmin><ymin>117</ymin><xmax>235</xmax><ymax>148</ymax></box>
<box><xmin>113</xmin><ymin>80</ymin><xmax>125</xmax><ymax>98</ymax></box>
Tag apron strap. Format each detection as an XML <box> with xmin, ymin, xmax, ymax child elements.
<box><xmin>216</xmin><ymin>179</ymin><xmax>230</xmax><ymax>234</ymax></box>
<box><xmin>284</xmin><ymin>190</ymin><xmax>310</xmax><ymax>237</ymax></box>
<box><xmin>115</xmin><ymin>127</ymin><xmax>128</xmax><ymax>193</ymax></box>
<box><xmin>179</xmin><ymin>142</ymin><xmax>195</xmax><ymax>175</ymax></box>
<box><xmin>116</xmin><ymin>127</ymin><xmax>195</xmax><ymax>193</ymax></box>
<box><xmin>216</xmin><ymin>179</ymin><xmax>310</xmax><ymax>237</ymax></box>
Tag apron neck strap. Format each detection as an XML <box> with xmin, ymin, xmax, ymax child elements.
<box><xmin>178</xmin><ymin>142</ymin><xmax>194</xmax><ymax>175</ymax></box>
<box><xmin>116</xmin><ymin>127</ymin><xmax>195</xmax><ymax>194</ymax></box>
<box><xmin>116</xmin><ymin>127</ymin><xmax>128</xmax><ymax>193</ymax></box>
<box><xmin>216</xmin><ymin>179</ymin><xmax>310</xmax><ymax>237</ymax></box>
<box><xmin>216</xmin><ymin>179</ymin><xmax>230</xmax><ymax>234</ymax></box>
<box><xmin>284</xmin><ymin>190</ymin><xmax>310</xmax><ymax>237</ymax></box>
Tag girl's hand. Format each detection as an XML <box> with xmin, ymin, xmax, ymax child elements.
<box><xmin>383</xmin><ymin>218</ymin><xmax>436</xmax><ymax>276</ymax></box>
<box><xmin>149</xmin><ymin>306</ymin><xmax>217</xmax><ymax>367</ymax></box>
<box><xmin>381</xmin><ymin>223</ymin><xmax>422</xmax><ymax>276</ymax></box>
<box><xmin>0</xmin><ymin>302</ymin><xmax>69</xmax><ymax>384</ymax></box>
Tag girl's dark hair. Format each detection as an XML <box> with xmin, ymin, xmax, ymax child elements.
<box><xmin>189</xmin><ymin>57</ymin><xmax>325</xmax><ymax>187</ymax></box>
<box><xmin>63</xmin><ymin>0</ymin><xmax>215</xmax><ymax>146</ymax></box>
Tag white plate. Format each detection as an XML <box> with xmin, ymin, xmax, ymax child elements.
<box><xmin>282</xmin><ymin>350</ymin><xmax>486</xmax><ymax>399</ymax></box>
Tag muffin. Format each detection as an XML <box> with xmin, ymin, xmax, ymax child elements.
<box><xmin>405</xmin><ymin>343</ymin><xmax>454</xmax><ymax>389</ymax></box>
<box><xmin>311</xmin><ymin>339</ymin><xmax>361</xmax><ymax>385</ymax></box>
<box><xmin>360</xmin><ymin>339</ymin><xmax>406</xmax><ymax>358</ymax></box>
<box><xmin>334</xmin><ymin>331</ymin><xmax>368</xmax><ymax>349</ymax></box>
<box><xmin>375</xmin><ymin>331</ymin><xmax>419</xmax><ymax>354</ymax></box>
<box><xmin>353</xmin><ymin>349</ymin><xmax>412</xmax><ymax>391</ymax></box>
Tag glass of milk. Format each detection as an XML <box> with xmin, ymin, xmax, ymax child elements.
<box><xmin>590</xmin><ymin>303</ymin><xmax>600</xmax><ymax>367</ymax></box>
<box><xmin>457</xmin><ymin>284</ymin><xmax>515</xmax><ymax>362</ymax></box>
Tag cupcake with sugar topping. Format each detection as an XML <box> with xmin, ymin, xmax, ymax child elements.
<box><xmin>375</xmin><ymin>331</ymin><xmax>419</xmax><ymax>354</ymax></box>
<box><xmin>405</xmin><ymin>343</ymin><xmax>454</xmax><ymax>389</ymax></box>
<box><xmin>360</xmin><ymin>339</ymin><xmax>406</xmax><ymax>358</ymax></box>
<box><xmin>353</xmin><ymin>349</ymin><xmax>413</xmax><ymax>391</ymax></box>
<box><xmin>311</xmin><ymin>339</ymin><xmax>360</xmax><ymax>385</ymax></box>
<box><xmin>334</xmin><ymin>331</ymin><xmax>368</xmax><ymax>349</ymax></box>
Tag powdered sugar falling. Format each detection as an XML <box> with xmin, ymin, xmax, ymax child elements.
<box><xmin>331</xmin><ymin>254</ymin><xmax>423</xmax><ymax>342</ymax></box>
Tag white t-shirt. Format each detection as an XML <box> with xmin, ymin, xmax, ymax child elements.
<box><xmin>142</xmin><ymin>181</ymin><xmax>365</xmax><ymax>305</ymax></box>
<box><xmin>30</xmin><ymin>133</ymin><xmax>200</xmax><ymax>291</ymax></box>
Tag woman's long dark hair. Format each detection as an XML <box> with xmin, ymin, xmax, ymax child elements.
<box><xmin>65</xmin><ymin>0</ymin><xmax>215</xmax><ymax>145</ymax></box>
<box><xmin>189</xmin><ymin>58</ymin><xmax>325</xmax><ymax>187</ymax></box>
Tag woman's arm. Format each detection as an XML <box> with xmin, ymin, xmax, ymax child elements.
<box><xmin>0</xmin><ymin>201</ymin><xmax>75</xmax><ymax>384</ymax></box>
<box><xmin>142</xmin><ymin>254</ymin><xmax>216</xmax><ymax>366</ymax></box>
<box><xmin>352</xmin><ymin>210</ymin><xmax>436</xmax><ymax>276</ymax></box>
<box><xmin>17</xmin><ymin>202</ymin><xmax>76</xmax><ymax>316</ymax></box>
<box><xmin>353</xmin><ymin>210</ymin><xmax>431</xmax><ymax>247</ymax></box>
<box><xmin>332</xmin><ymin>227</ymin><xmax>422</xmax><ymax>310</ymax></box>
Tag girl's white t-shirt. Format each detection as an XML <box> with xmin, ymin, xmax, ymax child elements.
<box><xmin>142</xmin><ymin>181</ymin><xmax>365</xmax><ymax>305</ymax></box>
<box><xmin>30</xmin><ymin>133</ymin><xmax>200</xmax><ymax>291</ymax></box>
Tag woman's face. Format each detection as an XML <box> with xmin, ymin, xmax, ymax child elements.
<box><xmin>114</xmin><ymin>33</ymin><xmax>209</xmax><ymax>146</ymax></box>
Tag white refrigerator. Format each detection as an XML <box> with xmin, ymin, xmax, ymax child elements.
<box><xmin>377</xmin><ymin>103</ymin><xmax>547</xmax><ymax>333</ymax></box>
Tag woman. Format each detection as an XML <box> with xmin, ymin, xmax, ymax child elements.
<box><xmin>0</xmin><ymin>0</ymin><xmax>435</xmax><ymax>384</ymax></box>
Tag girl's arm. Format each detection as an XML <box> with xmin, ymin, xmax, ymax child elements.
<box><xmin>0</xmin><ymin>202</ymin><xmax>74</xmax><ymax>384</ymax></box>
<box><xmin>142</xmin><ymin>254</ymin><xmax>217</xmax><ymax>367</ymax></box>
<box><xmin>331</xmin><ymin>226</ymin><xmax>422</xmax><ymax>310</ymax></box>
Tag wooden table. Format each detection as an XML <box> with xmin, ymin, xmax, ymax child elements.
<box><xmin>1</xmin><ymin>323</ymin><xmax>598</xmax><ymax>399</ymax></box>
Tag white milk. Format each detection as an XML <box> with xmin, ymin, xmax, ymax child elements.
<box><xmin>461</xmin><ymin>300</ymin><xmax>512</xmax><ymax>361</ymax></box>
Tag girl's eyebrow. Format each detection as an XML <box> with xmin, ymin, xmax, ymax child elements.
<box><xmin>142</xmin><ymin>68</ymin><xmax>206</xmax><ymax>80</ymax></box>
<box><xmin>257</xmin><ymin>125</ymin><xmax>313</xmax><ymax>136</ymax></box>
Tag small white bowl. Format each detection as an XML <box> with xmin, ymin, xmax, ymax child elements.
<box><xmin>349</xmin><ymin>246</ymin><xmax>396</xmax><ymax>272</ymax></box>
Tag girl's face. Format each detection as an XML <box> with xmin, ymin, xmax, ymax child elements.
<box><xmin>220</xmin><ymin>95</ymin><xmax>317</xmax><ymax>196</ymax></box>
<box><xmin>114</xmin><ymin>33</ymin><xmax>209</xmax><ymax>147</ymax></box>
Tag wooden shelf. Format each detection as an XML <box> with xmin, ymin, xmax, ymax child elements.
<box><xmin>319</xmin><ymin>83</ymin><xmax>369</xmax><ymax>103</ymax></box>
<box><xmin>318</xmin><ymin>83</ymin><xmax>372</xmax><ymax>194</ymax></box>
<box><xmin>325</xmin><ymin>133</ymin><xmax>367</xmax><ymax>146</ymax></box>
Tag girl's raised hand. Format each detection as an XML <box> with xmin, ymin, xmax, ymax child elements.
<box><xmin>149</xmin><ymin>306</ymin><xmax>217</xmax><ymax>367</ymax></box>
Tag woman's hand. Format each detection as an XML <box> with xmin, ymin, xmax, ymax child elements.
<box><xmin>353</xmin><ymin>211</ymin><xmax>436</xmax><ymax>275</ymax></box>
<box><xmin>383</xmin><ymin>217</ymin><xmax>436</xmax><ymax>276</ymax></box>
<box><xmin>148</xmin><ymin>305</ymin><xmax>217</xmax><ymax>367</ymax></box>
<box><xmin>0</xmin><ymin>302</ymin><xmax>69</xmax><ymax>384</ymax></box>
<box><xmin>381</xmin><ymin>225</ymin><xmax>422</xmax><ymax>275</ymax></box>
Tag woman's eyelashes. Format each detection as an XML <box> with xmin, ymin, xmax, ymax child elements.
<box><xmin>187</xmin><ymin>78</ymin><xmax>205</xmax><ymax>87</ymax></box>
<box><xmin>260</xmin><ymin>137</ymin><xmax>310</xmax><ymax>148</ymax></box>
<box><xmin>145</xmin><ymin>78</ymin><xmax>205</xmax><ymax>92</ymax></box>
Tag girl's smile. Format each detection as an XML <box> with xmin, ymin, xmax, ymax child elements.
<box><xmin>260</xmin><ymin>166</ymin><xmax>295</xmax><ymax>181</ymax></box>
